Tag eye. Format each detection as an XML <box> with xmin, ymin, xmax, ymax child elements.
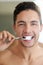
<box><xmin>18</xmin><ymin>23</ymin><xmax>25</xmax><ymax>26</ymax></box>
<box><xmin>31</xmin><ymin>23</ymin><xmax>37</xmax><ymax>25</ymax></box>
<box><xmin>31</xmin><ymin>21</ymin><xmax>38</xmax><ymax>26</ymax></box>
<box><xmin>19</xmin><ymin>23</ymin><xmax>24</xmax><ymax>25</ymax></box>
<box><xmin>17</xmin><ymin>21</ymin><xmax>26</xmax><ymax>27</ymax></box>
<box><xmin>31</xmin><ymin>22</ymin><xmax>38</xmax><ymax>26</ymax></box>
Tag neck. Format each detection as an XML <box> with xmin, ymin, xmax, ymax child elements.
<box><xmin>9</xmin><ymin>40</ymin><xmax>40</xmax><ymax>60</ymax></box>
<box><xmin>17</xmin><ymin>41</ymin><xmax>40</xmax><ymax>60</ymax></box>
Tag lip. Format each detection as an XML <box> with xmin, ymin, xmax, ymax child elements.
<box><xmin>23</xmin><ymin>40</ymin><xmax>31</xmax><ymax>42</ymax></box>
<box><xmin>23</xmin><ymin>34</ymin><xmax>33</xmax><ymax>36</ymax></box>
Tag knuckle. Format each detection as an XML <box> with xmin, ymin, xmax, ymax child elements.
<box><xmin>3</xmin><ymin>30</ymin><xmax>7</xmax><ymax>33</ymax></box>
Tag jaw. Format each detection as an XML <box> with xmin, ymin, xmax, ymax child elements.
<box><xmin>19</xmin><ymin>35</ymin><xmax>39</xmax><ymax>48</ymax></box>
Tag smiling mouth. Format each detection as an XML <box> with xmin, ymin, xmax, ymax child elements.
<box><xmin>22</xmin><ymin>36</ymin><xmax>34</xmax><ymax>40</ymax></box>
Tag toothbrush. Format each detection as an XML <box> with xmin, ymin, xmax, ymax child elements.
<box><xmin>5</xmin><ymin>36</ymin><xmax>32</xmax><ymax>43</ymax></box>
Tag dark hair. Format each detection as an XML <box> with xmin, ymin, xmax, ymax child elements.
<box><xmin>13</xmin><ymin>2</ymin><xmax>42</xmax><ymax>24</ymax></box>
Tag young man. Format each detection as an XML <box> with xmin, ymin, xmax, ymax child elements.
<box><xmin>0</xmin><ymin>1</ymin><xmax>43</xmax><ymax>65</ymax></box>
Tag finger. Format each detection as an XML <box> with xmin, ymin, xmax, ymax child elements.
<box><xmin>2</xmin><ymin>31</ymin><xmax>8</xmax><ymax>41</ymax></box>
<box><xmin>0</xmin><ymin>31</ymin><xmax>8</xmax><ymax>41</ymax></box>
<box><xmin>0</xmin><ymin>32</ymin><xmax>3</xmax><ymax>40</ymax></box>
<box><xmin>7</xmin><ymin>38</ymin><xmax>15</xmax><ymax>45</ymax></box>
<box><xmin>1</xmin><ymin>31</ymin><xmax>14</xmax><ymax>43</ymax></box>
<box><xmin>7</xmin><ymin>31</ymin><xmax>15</xmax><ymax>39</ymax></box>
<box><xmin>6</xmin><ymin>31</ymin><xmax>15</xmax><ymax>43</ymax></box>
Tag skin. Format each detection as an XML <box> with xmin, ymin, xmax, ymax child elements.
<box><xmin>0</xmin><ymin>9</ymin><xmax>43</xmax><ymax>65</ymax></box>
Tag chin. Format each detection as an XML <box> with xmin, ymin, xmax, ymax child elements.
<box><xmin>21</xmin><ymin>42</ymin><xmax>34</xmax><ymax>48</ymax></box>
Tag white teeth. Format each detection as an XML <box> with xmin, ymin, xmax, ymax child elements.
<box><xmin>22</xmin><ymin>36</ymin><xmax>32</xmax><ymax>40</ymax></box>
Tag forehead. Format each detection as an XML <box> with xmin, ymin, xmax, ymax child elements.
<box><xmin>16</xmin><ymin>10</ymin><xmax>40</xmax><ymax>23</ymax></box>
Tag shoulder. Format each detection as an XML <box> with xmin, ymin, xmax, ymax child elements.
<box><xmin>38</xmin><ymin>42</ymin><xmax>43</xmax><ymax>48</ymax></box>
<box><xmin>38</xmin><ymin>42</ymin><xmax>43</xmax><ymax>54</ymax></box>
<box><xmin>0</xmin><ymin>49</ymin><xmax>13</xmax><ymax>64</ymax></box>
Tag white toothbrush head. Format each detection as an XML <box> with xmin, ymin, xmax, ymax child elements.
<box><xmin>22</xmin><ymin>36</ymin><xmax>32</xmax><ymax>40</ymax></box>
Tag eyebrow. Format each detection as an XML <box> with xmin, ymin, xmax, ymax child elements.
<box><xmin>17</xmin><ymin>21</ymin><xmax>25</xmax><ymax>24</ymax></box>
<box><xmin>31</xmin><ymin>20</ymin><xmax>38</xmax><ymax>23</ymax></box>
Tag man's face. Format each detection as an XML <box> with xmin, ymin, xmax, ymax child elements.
<box><xmin>14</xmin><ymin>10</ymin><xmax>42</xmax><ymax>47</ymax></box>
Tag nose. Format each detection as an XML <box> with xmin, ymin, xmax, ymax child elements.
<box><xmin>24</xmin><ymin>24</ymin><xmax>32</xmax><ymax>34</ymax></box>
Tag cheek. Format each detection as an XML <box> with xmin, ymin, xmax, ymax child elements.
<box><xmin>33</xmin><ymin>27</ymin><xmax>40</xmax><ymax>37</ymax></box>
<box><xmin>15</xmin><ymin>27</ymin><xmax>24</xmax><ymax>36</ymax></box>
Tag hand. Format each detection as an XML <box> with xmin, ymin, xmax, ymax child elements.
<box><xmin>0</xmin><ymin>31</ymin><xmax>15</xmax><ymax>51</ymax></box>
